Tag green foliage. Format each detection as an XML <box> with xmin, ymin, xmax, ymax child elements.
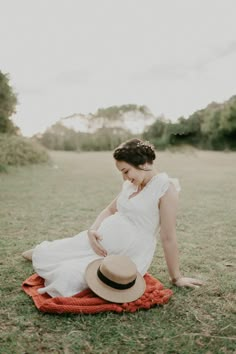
<box><xmin>38</xmin><ymin>123</ymin><xmax>134</xmax><ymax>151</ymax></box>
<box><xmin>197</xmin><ymin>97</ymin><xmax>236</xmax><ymax>150</ymax></box>
<box><xmin>94</xmin><ymin>104</ymin><xmax>151</xmax><ymax>120</ymax></box>
<box><xmin>88</xmin><ymin>104</ymin><xmax>152</xmax><ymax>134</ymax></box>
<box><xmin>39</xmin><ymin>123</ymin><xmax>78</xmax><ymax>151</ymax></box>
<box><xmin>143</xmin><ymin>116</ymin><xmax>169</xmax><ymax>150</ymax></box>
<box><xmin>0</xmin><ymin>134</ymin><xmax>49</xmax><ymax>167</ymax></box>
<box><xmin>143</xmin><ymin>95</ymin><xmax>236</xmax><ymax>150</ymax></box>
<box><xmin>40</xmin><ymin>97</ymin><xmax>236</xmax><ymax>152</ymax></box>
<box><xmin>81</xmin><ymin>127</ymin><xmax>133</xmax><ymax>151</ymax></box>
<box><xmin>0</xmin><ymin>71</ymin><xmax>18</xmax><ymax>134</ymax></box>
<box><xmin>0</xmin><ymin>164</ymin><xmax>7</xmax><ymax>173</ymax></box>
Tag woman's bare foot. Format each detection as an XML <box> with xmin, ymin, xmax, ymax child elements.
<box><xmin>22</xmin><ymin>249</ymin><xmax>34</xmax><ymax>261</ymax></box>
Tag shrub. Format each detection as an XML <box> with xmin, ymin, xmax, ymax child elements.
<box><xmin>0</xmin><ymin>134</ymin><xmax>50</xmax><ymax>167</ymax></box>
<box><xmin>0</xmin><ymin>164</ymin><xmax>7</xmax><ymax>173</ymax></box>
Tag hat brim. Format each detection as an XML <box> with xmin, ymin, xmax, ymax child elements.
<box><xmin>85</xmin><ymin>258</ymin><xmax>146</xmax><ymax>303</ymax></box>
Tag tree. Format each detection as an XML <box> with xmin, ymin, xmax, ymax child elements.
<box><xmin>218</xmin><ymin>96</ymin><xmax>236</xmax><ymax>149</ymax></box>
<box><xmin>142</xmin><ymin>116</ymin><xmax>169</xmax><ymax>149</ymax></box>
<box><xmin>92</xmin><ymin>104</ymin><xmax>152</xmax><ymax>129</ymax></box>
<box><xmin>0</xmin><ymin>71</ymin><xmax>18</xmax><ymax>134</ymax></box>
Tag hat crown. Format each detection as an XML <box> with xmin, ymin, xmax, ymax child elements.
<box><xmin>85</xmin><ymin>255</ymin><xmax>146</xmax><ymax>303</ymax></box>
<box><xmin>100</xmin><ymin>255</ymin><xmax>137</xmax><ymax>285</ymax></box>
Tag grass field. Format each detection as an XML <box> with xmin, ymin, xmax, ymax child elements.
<box><xmin>0</xmin><ymin>150</ymin><xmax>235</xmax><ymax>354</ymax></box>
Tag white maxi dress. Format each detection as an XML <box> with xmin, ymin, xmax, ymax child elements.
<box><xmin>32</xmin><ymin>172</ymin><xmax>180</xmax><ymax>298</ymax></box>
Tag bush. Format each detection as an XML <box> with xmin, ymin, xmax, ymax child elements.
<box><xmin>0</xmin><ymin>134</ymin><xmax>50</xmax><ymax>167</ymax></box>
<box><xmin>0</xmin><ymin>164</ymin><xmax>7</xmax><ymax>173</ymax></box>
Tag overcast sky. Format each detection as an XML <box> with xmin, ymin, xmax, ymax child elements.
<box><xmin>1</xmin><ymin>0</ymin><xmax>236</xmax><ymax>136</ymax></box>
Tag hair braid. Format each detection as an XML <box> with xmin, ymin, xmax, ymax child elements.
<box><xmin>113</xmin><ymin>138</ymin><xmax>156</xmax><ymax>167</ymax></box>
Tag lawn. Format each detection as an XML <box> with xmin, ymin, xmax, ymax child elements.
<box><xmin>0</xmin><ymin>150</ymin><xmax>235</xmax><ymax>354</ymax></box>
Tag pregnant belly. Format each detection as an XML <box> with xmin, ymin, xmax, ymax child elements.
<box><xmin>97</xmin><ymin>213</ymin><xmax>137</xmax><ymax>254</ymax></box>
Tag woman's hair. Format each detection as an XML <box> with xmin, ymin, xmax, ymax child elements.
<box><xmin>113</xmin><ymin>138</ymin><xmax>156</xmax><ymax>167</ymax></box>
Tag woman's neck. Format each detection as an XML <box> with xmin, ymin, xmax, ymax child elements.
<box><xmin>141</xmin><ymin>170</ymin><xmax>158</xmax><ymax>189</ymax></box>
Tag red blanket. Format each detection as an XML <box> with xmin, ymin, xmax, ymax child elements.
<box><xmin>22</xmin><ymin>273</ymin><xmax>173</xmax><ymax>314</ymax></box>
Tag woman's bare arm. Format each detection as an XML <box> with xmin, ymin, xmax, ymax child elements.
<box><xmin>89</xmin><ymin>197</ymin><xmax>118</xmax><ymax>231</ymax></box>
<box><xmin>159</xmin><ymin>183</ymin><xmax>181</xmax><ymax>281</ymax></box>
<box><xmin>159</xmin><ymin>184</ymin><xmax>203</xmax><ymax>288</ymax></box>
<box><xmin>87</xmin><ymin>197</ymin><xmax>118</xmax><ymax>257</ymax></box>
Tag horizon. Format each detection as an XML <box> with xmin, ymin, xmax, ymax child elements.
<box><xmin>19</xmin><ymin>93</ymin><xmax>235</xmax><ymax>138</ymax></box>
<box><xmin>1</xmin><ymin>0</ymin><xmax>236</xmax><ymax>137</ymax></box>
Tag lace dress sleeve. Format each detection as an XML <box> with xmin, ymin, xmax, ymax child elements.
<box><xmin>158</xmin><ymin>173</ymin><xmax>181</xmax><ymax>199</ymax></box>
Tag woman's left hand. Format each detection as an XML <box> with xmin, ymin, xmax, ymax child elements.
<box><xmin>173</xmin><ymin>277</ymin><xmax>204</xmax><ymax>288</ymax></box>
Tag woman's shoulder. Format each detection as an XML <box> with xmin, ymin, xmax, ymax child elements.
<box><xmin>154</xmin><ymin>172</ymin><xmax>181</xmax><ymax>197</ymax></box>
<box><xmin>156</xmin><ymin>172</ymin><xmax>169</xmax><ymax>181</ymax></box>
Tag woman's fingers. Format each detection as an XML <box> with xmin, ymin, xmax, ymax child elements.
<box><xmin>186</xmin><ymin>277</ymin><xmax>204</xmax><ymax>286</ymax></box>
<box><xmin>184</xmin><ymin>283</ymin><xmax>200</xmax><ymax>289</ymax></box>
<box><xmin>175</xmin><ymin>277</ymin><xmax>204</xmax><ymax>288</ymax></box>
<box><xmin>90</xmin><ymin>239</ymin><xmax>103</xmax><ymax>256</ymax></box>
<box><xmin>95</xmin><ymin>235</ymin><xmax>103</xmax><ymax>241</ymax></box>
<box><xmin>88</xmin><ymin>230</ymin><xmax>107</xmax><ymax>256</ymax></box>
<box><xmin>93</xmin><ymin>239</ymin><xmax>107</xmax><ymax>256</ymax></box>
<box><xmin>192</xmin><ymin>279</ymin><xmax>204</xmax><ymax>286</ymax></box>
<box><xmin>93</xmin><ymin>234</ymin><xmax>107</xmax><ymax>255</ymax></box>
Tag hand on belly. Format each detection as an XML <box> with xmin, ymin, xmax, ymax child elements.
<box><xmin>97</xmin><ymin>214</ymin><xmax>135</xmax><ymax>255</ymax></box>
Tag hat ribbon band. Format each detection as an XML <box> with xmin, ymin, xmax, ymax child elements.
<box><xmin>97</xmin><ymin>268</ymin><xmax>136</xmax><ymax>290</ymax></box>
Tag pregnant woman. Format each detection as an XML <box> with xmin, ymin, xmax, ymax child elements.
<box><xmin>22</xmin><ymin>138</ymin><xmax>203</xmax><ymax>297</ymax></box>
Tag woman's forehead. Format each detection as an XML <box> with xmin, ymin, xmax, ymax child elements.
<box><xmin>115</xmin><ymin>160</ymin><xmax>131</xmax><ymax>171</ymax></box>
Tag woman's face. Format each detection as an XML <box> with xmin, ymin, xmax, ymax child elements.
<box><xmin>115</xmin><ymin>160</ymin><xmax>147</xmax><ymax>186</ymax></box>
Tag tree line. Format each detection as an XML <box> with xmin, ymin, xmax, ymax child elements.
<box><xmin>38</xmin><ymin>97</ymin><xmax>236</xmax><ymax>151</ymax></box>
<box><xmin>143</xmin><ymin>98</ymin><xmax>236</xmax><ymax>150</ymax></box>
<box><xmin>1</xmin><ymin>70</ymin><xmax>236</xmax><ymax>151</ymax></box>
<box><xmin>38</xmin><ymin>123</ymin><xmax>133</xmax><ymax>151</ymax></box>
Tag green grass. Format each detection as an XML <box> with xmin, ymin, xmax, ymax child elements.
<box><xmin>0</xmin><ymin>150</ymin><xmax>235</xmax><ymax>354</ymax></box>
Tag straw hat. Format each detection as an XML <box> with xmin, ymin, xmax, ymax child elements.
<box><xmin>85</xmin><ymin>255</ymin><xmax>146</xmax><ymax>303</ymax></box>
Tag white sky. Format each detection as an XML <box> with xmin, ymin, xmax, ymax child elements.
<box><xmin>1</xmin><ymin>0</ymin><xmax>236</xmax><ymax>136</ymax></box>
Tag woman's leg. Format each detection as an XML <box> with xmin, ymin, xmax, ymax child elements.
<box><xmin>22</xmin><ymin>248</ymin><xmax>35</xmax><ymax>261</ymax></box>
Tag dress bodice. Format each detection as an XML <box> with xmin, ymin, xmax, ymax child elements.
<box><xmin>116</xmin><ymin>172</ymin><xmax>180</xmax><ymax>236</ymax></box>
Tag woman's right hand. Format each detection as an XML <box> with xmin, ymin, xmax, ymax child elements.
<box><xmin>87</xmin><ymin>229</ymin><xmax>107</xmax><ymax>257</ymax></box>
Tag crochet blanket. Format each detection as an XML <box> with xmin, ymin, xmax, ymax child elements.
<box><xmin>22</xmin><ymin>273</ymin><xmax>173</xmax><ymax>314</ymax></box>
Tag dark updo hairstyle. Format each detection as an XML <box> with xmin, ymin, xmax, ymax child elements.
<box><xmin>113</xmin><ymin>138</ymin><xmax>156</xmax><ymax>168</ymax></box>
